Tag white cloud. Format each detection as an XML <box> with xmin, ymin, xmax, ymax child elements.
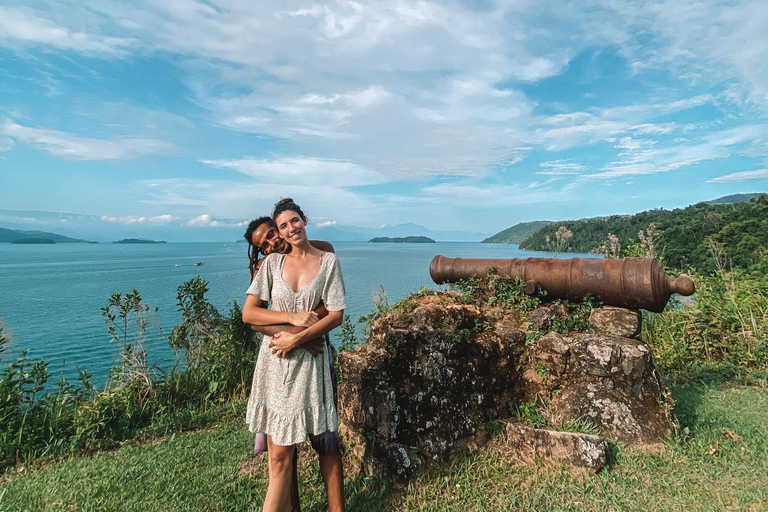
<box><xmin>0</xmin><ymin>6</ymin><xmax>133</xmax><ymax>56</ymax></box>
<box><xmin>0</xmin><ymin>136</ymin><xmax>14</xmax><ymax>152</ymax></box>
<box><xmin>708</xmin><ymin>169</ymin><xmax>768</xmax><ymax>183</ymax></box>
<box><xmin>315</xmin><ymin>220</ymin><xmax>337</xmax><ymax>228</ymax></box>
<box><xmin>100</xmin><ymin>214</ymin><xmax>179</xmax><ymax>225</ymax></box>
<box><xmin>537</xmin><ymin>160</ymin><xmax>585</xmax><ymax>176</ymax></box>
<box><xmin>200</xmin><ymin>157</ymin><xmax>390</xmax><ymax>187</ymax></box>
<box><xmin>1</xmin><ymin>120</ymin><xmax>175</xmax><ymax>161</ymax></box>
<box><xmin>420</xmin><ymin>181</ymin><xmax>565</xmax><ymax>208</ymax></box>
<box><xmin>187</xmin><ymin>214</ymin><xmax>223</xmax><ymax>227</ymax></box>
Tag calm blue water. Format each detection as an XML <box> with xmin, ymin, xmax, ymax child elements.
<box><xmin>0</xmin><ymin>242</ymin><xmax>591</xmax><ymax>385</ymax></box>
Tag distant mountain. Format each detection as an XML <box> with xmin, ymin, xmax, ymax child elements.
<box><xmin>369</xmin><ymin>236</ymin><xmax>436</xmax><ymax>243</ymax></box>
<box><xmin>705</xmin><ymin>193</ymin><xmax>764</xmax><ymax>205</ymax></box>
<box><xmin>482</xmin><ymin>221</ymin><xmax>555</xmax><ymax>244</ymax></box>
<box><xmin>0</xmin><ymin>227</ymin><xmax>92</xmax><ymax>244</ymax></box>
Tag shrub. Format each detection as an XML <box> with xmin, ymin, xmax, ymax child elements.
<box><xmin>643</xmin><ymin>270</ymin><xmax>768</xmax><ymax>372</ymax></box>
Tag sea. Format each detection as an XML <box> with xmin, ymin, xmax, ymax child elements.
<box><xmin>0</xmin><ymin>242</ymin><xmax>596</xmax><ymax>386</ymax></box>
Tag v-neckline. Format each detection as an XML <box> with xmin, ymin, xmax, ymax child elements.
<box><xmin>278</xmin><ymin>252</ymin><xmax>326</xmax><ymax>294</ymax></box>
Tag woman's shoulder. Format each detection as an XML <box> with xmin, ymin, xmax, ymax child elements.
<box><xmin>259</xmin><ymin>252</ymin><xmax>285</xmax><ymax>270</ymax></box>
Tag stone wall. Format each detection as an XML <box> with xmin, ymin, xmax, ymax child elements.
<box><xmin>338</xmin><ymin>291</ymin><xmax>676</xmax><ymax>478</ymax></box>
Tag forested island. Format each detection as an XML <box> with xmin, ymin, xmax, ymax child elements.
<box><xmin>487</xmin><ymin>193</ymin><xmax>768</xmax><ymax>274</ymax></box>
<box><xmin>368</xmin><ymin>236</ymin><xmax>435</xmax><ymax>243</ymax></box>
<box><xmin>112</xmin><ymin>238</ymin><xmax>167</xmax><ymax>244</ymax></box>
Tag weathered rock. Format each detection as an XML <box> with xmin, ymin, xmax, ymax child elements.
<box><xmin>589</xmin><ymin>306</ymin><xmax>642</xmax><ymax>337</ymax></box>
<box><xmin>504</xmin><ymin>423</ymin><xmax>609</xmax><ymax>473</ymax></box>
<box><xmin>529</xmin><ymin>307</ymin><xmax>556</xmax><ymax>331</ymax></box>
<box><xmin>544</xmin><ymin>334</ymin><xmax>676</xmax><ymax>446</ymax></box>
<box><xmin>524</xmin><ymin>332</ymin><xmax>571</xmax><ymax>399</ymax></box>
<box><xmin>339</xmin><ymin>298</ymin><xmax>526</xmax><ymax>476</ymax></box>
<box><xmin>338</xmin><ymin>292</ymin><xmax>676</xmax><ymax>478</ymax></box>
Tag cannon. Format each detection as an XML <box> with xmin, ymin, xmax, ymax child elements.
<box><xmin>429</xmin><ymin>255</ymin><xmax>695</xmax><ymax>313</ymax></box>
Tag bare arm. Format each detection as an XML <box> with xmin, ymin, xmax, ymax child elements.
<box><xmin>270</xmin><ymin>310</ymin><xmax>344</xmax><ymax>357</ymax></box>
<box><xmin>243</xmin><ymin>297</ymin><xmax>328</xmax><ymax>356</ymax></box>
<box><xmin>249</xmin><ymin>303</ymin><xmax>329</xmax><ymax>336</ymax></box>
<box><xmin>242</xmin><ymin>294</ymin><xmax>319</xmax><ymax>327</ymax></box>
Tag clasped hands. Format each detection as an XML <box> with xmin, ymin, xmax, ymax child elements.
<box><xmin>269</xmin><ymin>311</ymin><xmax>323</xmax><ymax>358</ymax></box>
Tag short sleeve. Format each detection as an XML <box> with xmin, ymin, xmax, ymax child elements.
<box><xmin>322</xmin><ymin>253</ymin><xmax>347</xmax><ymax>311</ymax></box>
<box><xmin>246</xmin><ymin>253</ymin><xmax>275</xmax><ymax>303</ymax></box>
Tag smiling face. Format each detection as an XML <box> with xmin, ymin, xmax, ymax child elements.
<box><xmin>275</xmin><ymin>209</ymin><xmax>307</xmax><ymax>247</ymax></box>
<box><xmin>251</xmin><ymin>221</ymin><xmax>288</xmax><ymax>255</ymax></box>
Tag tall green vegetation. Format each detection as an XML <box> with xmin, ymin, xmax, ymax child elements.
<box><xmin>520</xmin><ymin>194</ymin><xmax>768</xmax><ymax>274</ymax></box>
<box><xmin>643</xmin><ymin>270</ymin><xmax>768</xmax><ymax>375</ymax></box>
<box><xmin>0</xmin><ymin>277</ymin><xmax>258</xmax><ymax>471</ymax></box>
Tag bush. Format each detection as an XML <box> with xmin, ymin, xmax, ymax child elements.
<box><xmin>0</xmin><ymin>277</ymin><xmax>260</xmax><ymax>470</ymax></box>
<box><xmin>643</xmin><ymin>270</ymin><xmax>768</xmax><ymax>372</ymax></box>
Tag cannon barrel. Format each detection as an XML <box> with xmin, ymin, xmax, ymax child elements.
<box><xmin>430</xmin><ymin>255</ymin><xmax>695</xmax><ymax>313</ymax></box>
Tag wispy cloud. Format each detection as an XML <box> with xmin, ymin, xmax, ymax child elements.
<box><xmin>1</xmin><ymin>120</ymin><xmax>175</xmax><ymax>161</ymax></box>
<box><xmin>708</xmin><ymin>169</ymin><xmax>768</xmax><ymax>183</ymax></box>
<box><xmin>0</xmin><ymin>6</ymin><xmax>133</xmax><ymax>56</ymax></box>
<box><xmin>100</xmin><ymin>214</ymin><xmax>178</xmax><ymax>225</ymax></box>
<box><xmin>537</xmin><ymin>160</ymin><xmax>585</xmax><ymax>176</ymax></box>
<box><xmin>200</xmin><ymin>157</ymin><xmax>390</xmax><ymax>187</ymax></box>
<box><xmin>421</xmin><ymin>181</ymin><xmax>565</xmax><ymax>208</ymax></box>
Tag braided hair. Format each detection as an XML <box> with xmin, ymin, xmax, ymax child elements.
<box><xmin>243</xmin><ymin>216</ymin><xmax>275</xmax><ymax>279</ymax></box>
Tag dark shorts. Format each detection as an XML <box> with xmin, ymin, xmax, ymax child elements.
<box><xmin>254</xmin><ymin>334</ymin><xmax>342</xmax><ymax>456</ymax></box>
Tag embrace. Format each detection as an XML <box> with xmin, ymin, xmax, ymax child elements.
<box><xmin>242</xmin><ymin>198</ymin><xmax>346</xmax><ymax>512</ymax></box>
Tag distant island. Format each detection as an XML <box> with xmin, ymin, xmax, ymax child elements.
<box><xmin>0</xmin><ymin>227</ymin><xmax>92</xmax><ymax>244</ymax></box>
<box><xmin>11</xmin><ymin>237</ymin><xmax>56</xmax><ymax>244</ymax></box>
<box><xmin>368</xmin><ymin>236</ymin><xmax>435</xmax><ymax>243</ymax></box>
<box><xmin>112</xmin><ymin>238</ymin><xmax>167</xmax><ymax>244</ymax></box>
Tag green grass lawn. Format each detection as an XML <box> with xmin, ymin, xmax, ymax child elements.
<box><xmin>2</xmin><ymin>382</ymin><xmax>766</xmax><ymax>512</ymax></box>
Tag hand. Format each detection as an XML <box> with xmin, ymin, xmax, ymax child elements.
<box><xmin>270</xmin><ymin>331</ymin><xmax>300</xmax><ymax>358</ymax></box>
<box><xmin>301</xmin><ymin>337</ymin><xmax>325</xmax><ymax>357</ymax></box>
<box><xmin>289</xmin><ymin>311</ymin><xmax>319</xmax><ymax>328</ymax></box>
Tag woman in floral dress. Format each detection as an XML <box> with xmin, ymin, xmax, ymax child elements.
<box><xmin>242</xmin><ymin>198</ymin><xmax>346</xmax><ymax>512</ymax></box>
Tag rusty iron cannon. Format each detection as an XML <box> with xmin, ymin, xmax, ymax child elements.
<box><xmin>429</xmin><ymin>255</ymin><xmax>695</xmax><ymax>313</ymax></box>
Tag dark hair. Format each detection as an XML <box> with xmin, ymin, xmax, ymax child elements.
<box><xmin>244</xmin><ymin>216</ymin><xmax>275</xmax><ymax>278</ymax></box>
<box><xmin>272</xmin><ymin>197</ymin><xmax>308</xmax><ymax>225</ymax></box>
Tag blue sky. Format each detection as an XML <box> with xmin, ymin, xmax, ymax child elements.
<box><xmin>1</xmin><ymin>0</ymin><xmax>767</xmax><ymax>241</ymax></box>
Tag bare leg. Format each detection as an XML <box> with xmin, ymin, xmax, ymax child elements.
<box><xmin>263</xmin><ymin>436</ymin><xmax>296</xmax><ymax>512</ymax></box>
<box><xmin>319</xmin><ymin>453</ymin><xmax>345</xmax><ymax>512</ymax></box>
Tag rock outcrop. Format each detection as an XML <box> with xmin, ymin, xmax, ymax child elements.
<box><xmin>338</xmin><ymin>290</ymin><xmax>676</xmax><ymax>479</ymax></box>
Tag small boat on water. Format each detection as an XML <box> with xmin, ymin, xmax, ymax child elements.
<box><xmin>173</xmin><ymin>264</ymin><xmax>181</xmax><ymax>267</ymax></box>
<box><xmin>193</xmin><ymin>261</ymin><xmax>204</xmax><ymax>266</ymax></box>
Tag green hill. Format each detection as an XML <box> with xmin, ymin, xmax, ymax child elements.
<box><xmin>706</xmin><ymin>193</ymin><xmax>764</xmax><ymax>204</ymax></box>
<box><xmin>482</xmin><ymin>221</ymin><xmax>554</xmax><ymax>244</ymax></box>
<box><xmin>518</xmin><ymin>194</ymin><xmax>768</xmax><ymax>274</ymax></box>
<box><xmin>0</xmin><ymin>227</ymin><xmax>91</xmax><ymax>244</ymax></box>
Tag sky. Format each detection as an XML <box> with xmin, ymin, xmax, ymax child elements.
<box><xmin>1</xmin><ymin>0</ymin><xmax>767</xmax><ymax>241</ymax></box>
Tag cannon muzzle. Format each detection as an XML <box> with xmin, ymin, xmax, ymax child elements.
<box><xmin>430</xmin><ymin>255</ymin><xmax>695</xmax><ymax>313</ymax></box>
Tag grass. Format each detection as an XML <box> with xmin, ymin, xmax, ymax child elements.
<box><xmin>1</xmin><ymin>381</ymin><xmax>766</xmax><ymax>511</ymax></box>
